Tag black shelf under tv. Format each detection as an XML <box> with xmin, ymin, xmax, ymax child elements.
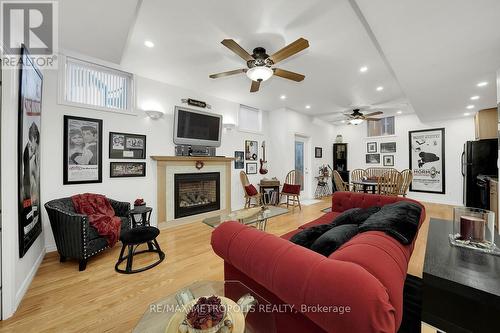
<box><xmin>333</xmin><ymin>143</ymin><xmax>349</xmax><ymax>191</ymax></box>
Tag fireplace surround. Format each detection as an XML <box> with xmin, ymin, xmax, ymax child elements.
<box><xmin>174</xmin><ymin>172</ymin><xmax>220</xmax><ymax>218</ymax></box>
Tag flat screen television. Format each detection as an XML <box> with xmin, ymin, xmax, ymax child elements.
<box><xmin>173</xmin><ymin>106</ymin><xmax>222</xmax><ymax>147</ymax></box>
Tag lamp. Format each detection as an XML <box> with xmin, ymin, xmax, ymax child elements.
<box><xmin>145</xmin><ymin>110</ymin><xmax>164</xmax><ymax>119</ymax></box>
<box><xmin>349</xmin><ymin>118</ymin><xmax>364</xmax><ymax>125</ymax></box>
<box><xmin>246</xmin><ymin>66</ymin><xmax>273</xmax><ymax>82</ymax></box>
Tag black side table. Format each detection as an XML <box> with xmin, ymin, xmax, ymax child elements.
<box><xmin>128</xmin><ymin>206</ymin><xmax>152</xmax><ymax>228</ymax></box>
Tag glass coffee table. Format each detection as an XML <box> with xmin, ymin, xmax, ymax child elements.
<box><xmin>134</xmin><ymin>280</ymin><xmax>276</xmax><ymax>333</ymax></box>
<box><xmin>202</xmin><ymin>206</ymin><xmax>289</xmax><ymax>231</ymax></box>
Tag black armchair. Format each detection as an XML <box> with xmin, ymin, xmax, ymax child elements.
<box><xmin>45</xmin><ymin>197</ymin><xmax>131</xmax><ymax>271</ymax></box>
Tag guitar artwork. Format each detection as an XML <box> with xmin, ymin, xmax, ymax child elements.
<box><xmin>259</xmin><ymin>141</ymin><xmax>268</xmax><ymax>174</ymax></box>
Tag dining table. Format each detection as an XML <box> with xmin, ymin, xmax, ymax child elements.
<box><xmin>351</xmin><ymin>179</ymin><xmax>379</xmax><ymax>194</ymax></box>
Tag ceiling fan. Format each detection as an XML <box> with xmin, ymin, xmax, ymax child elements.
<box><xmin>344</xmin><ymin>108</ymin><xmax>383</xmax><ymax>125</ymax></box>
<box><xmin>209</xmin><ymin>38</ymin><xmax>309</xmax><ymax>92</ymax></box>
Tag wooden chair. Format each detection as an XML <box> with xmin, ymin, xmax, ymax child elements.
<box><xmin>333</xmin><ymin>170</ymin><xmax>350</xmax><ymax>192</ymax></box>
<box><xmin>377</xmin><ymin>170</ymin><xmax>403</xmax><ymax>196</ymax></box>
<box><xmin>350</xmin><ymin>169</ymin><xmax>366</xmax><ymax>192</ymax></box>
<box><xmin>365</xmin><ymin>167</ymin><xmax>395</xmax><ymax>180</ymax></box>
<box><xmin>280</xmin><ymin>170</ymin><xmax>302</xmax><ymax>210</ymax></box>
<box><xmin>399</xmin><ymin>169</ymin><xmax>413</xmax><ymax>197</ymax></box>
<box><xmin>240</xmin><ymin>171</ymin><xmax>262</xmax><ymax>208</ymax></box>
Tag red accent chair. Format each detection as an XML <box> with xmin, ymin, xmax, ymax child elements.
<box><xmin>211</xmin><ymin>192</ymin><xmax>426</xmax><ymax>333</ymax></box>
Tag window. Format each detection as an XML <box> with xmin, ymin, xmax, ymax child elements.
<box><xmin>62</xmin><ymin>57</ymin><xmax>133</xmax><ymax>113</ymax></box>
<box><xmin>367</xmin><ymin>116</ymin><xmax>395</xmax><ymax>137</ymax></box>
<box><xmin>238</xmin><ymin>104</ymin><xmax>262</xmax><ymax>133</ymax></box>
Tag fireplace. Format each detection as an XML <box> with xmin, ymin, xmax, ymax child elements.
<box><xmin>174</xmin><ymin>172</ymin><xmax>220</xmax><ymax>219</ymax></box>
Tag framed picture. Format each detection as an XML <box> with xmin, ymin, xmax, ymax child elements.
<box><xmin>366</xmin><ymin>154</ymin><xmax>380</xmax><ymax>164</ymax></box>
<box><xmin>383</xmin><ymin>155</ymin><xmax>395</xmax><ymax>166</ymax></box>
<box><xmin>245</xmin><ymin>140</ymin><xmax>258</xmax><ymax>160</ymax></box>
<box><xmin>315</xmin><ymin>147</ymin><xmax>323</xmax><ymax>158</ymax></box>
<box><xmin>367</xmin><ymin>142</ymin><xmax>377</xmax><ymax>153</ymax></box>
<box><xmin>380</xmin><ymin>142</ymin><xmax>396</xmax><ymax>153</ymax></box>
<box><xmin>18</xmin><ymin>45</ymin><xmax>43</xmax><ymax>257</ymax></box>
<box><xmin>409</xmin><ymin>128</ymin><xmax>445</xmax><ymax>194</ymax></box>
<box><xmin>234</xmin><ymin>151</ymin><xmax>244</xmax><ymax>169</ymax></box>
<box><xmin>63</xmin><ymin>115</ymin><xmax>103</xmax><ymax>185</ymax></box>
<box><xmin>110</xmin><ymin>162</ymin><xmax>146</xmax><ymax>178</ymax></box>
<box><xmin>246</xmin><ymin>162</ymin><xmax>258</xmax><ymax>174</ymax></box>
<box><xmin>109</xmin><ymin>132</ymin><xmax>146</xmax><ymax>159</ymax></box>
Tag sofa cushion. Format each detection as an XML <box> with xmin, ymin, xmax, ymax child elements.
<box><xmin>244</xmin><ymin>184</ymin><xmax>258</xmax><ymax>196</ymax></box>
<box><xmin>331</xmin><ymin>206</ymin><xmax>381</xmax><ymax>226</ymax></box>
<box><xmin>310</xmin><ymin>224</ymin><xmax>359</xmax><ymax>256</ymax></box>
<box><xmin>282</xmin><ymin>183</ymin><xmax>301</xmax><ymax>195</ymax></box>
<box><xmin>289</xmin><ymin>223</ymin><xmax>335</xmax><ymax>248</ymax></box>
<box><xmin>299</xmin><ymin>212</ymin><xmax>338</xmax><ymax>229</ymax></box>
<box><xmin>89</xmin><ymin>216</ymin><xmax>129</xmax><ymax>241</ymax></box>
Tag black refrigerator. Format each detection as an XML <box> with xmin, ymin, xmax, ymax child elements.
<box><xmin>462</xmin><ymin>139</ymin><xmax>498</xmax><ymax>208</ymax></box>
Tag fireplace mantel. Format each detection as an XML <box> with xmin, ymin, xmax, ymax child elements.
<box><xmin>152</xmin><ymin>156</ymin><xmax>234</xmax><ymax>227</ymax></box>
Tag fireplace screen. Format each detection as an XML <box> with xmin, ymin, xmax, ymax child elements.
<box><xmin>174</xmin><ymin>172</ymin><xmax>220</xmax><ymax>218</ymax></box>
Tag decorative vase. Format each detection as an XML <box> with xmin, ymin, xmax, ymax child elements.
<box><xmin>449</xmin><ymin>206</ymin><xmax>497</xmax><ymax>253</ymax></box>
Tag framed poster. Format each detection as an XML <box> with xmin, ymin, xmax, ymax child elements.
<box><xmin>383</xmin><ymin>155</ymin><xmax>394</xmax><ymax>166</ymax></box>
<box><xmin>110</xmin><ymin>162</ymin><xmax>146</xmax><ymax>178</ymax></box>
<box><xmin>109</xmin><ymin>132</ymin><xmax>146</xmax><ymax>159</ymax></box>
<box><xmin>380</xmin><ymin>142</ymin><xmax>396</xmax><ymax>153</ymax></box>
<box><xmin>367</xmin><ymin>142</ymin><xmax>377</xmax><ymax>153</ymax></box>
<box><xmin>245</xmin><ymin>140</ymin><xmax>258</xmax><ymax>160</ymax></box>
<box><xmin>409</xmin><ymin>128</ymin><xmax>445</xmax><ymax>194</ymax></box>
<box><xmin>234</xmin><ymin>151</ymin><xmax>244</xmax><ymax>169</ymax></box>
<box><xmin>366</xmin><ymin>154</ymin><xmax>380</xmax><ymax>164</ymax></box>
<box><xmin>246</xmin><ymin>162</ymin><xmax>258</xmax><ymax>174</ymax></box>
<box><xmin>63</xmin><ymin>116</ymin><xmax>103</xmax><ymax>185</ymax></box>
<box><xmin>18</xmin><ymin>45</ymin><xmax>43</xmax><ymax>257</ymax></box>
<box><xmin>315</xmin><ymin>147</ymin><xmax>323</xmax><ymax>158</ymax></box>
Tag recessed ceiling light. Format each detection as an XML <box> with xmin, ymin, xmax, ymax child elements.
<box><xmin>470</xmin><ymin>95</ymin><xmax>480</xmax><ymax>100</ymax></box>
<box><xmin>144</xmin><ymin>40</ymin><xmax>155</xmax><ymax>48</ymax></box>
<box><xmin>280</xmin><ymin>95</ymin><xmax>286</xmax><ymax>100</ymax></box>
<box><xmin>376</xmin><ymin>86</ymin><xmax>384</xmax><ymax>91</ymax></box>
<box><xmin>397</xmin><ymin>110</ymin><xmax>403</xmax><ymax>114</ymax></box>
<box><xmin>305</xmin><ymin>105</ymin><xmax>311</xmax><ymax>109</ymax></box>
<box><xmin>359</xmin><ymin>66</ymin><xmax>368</xmax><ymax>73</ymax></box>
<box><xmin>464</xmin><ymin>112</ymin><xmax>471</xmax><ymax>116</ymax></box>
<box><xmin>466</xmin><ymin>105</ymin><xmax>475</xmax><ymax>109</ymax></box>
<box><xmin>477</xmin><ymin>81</ymin><xmax>488</xmax><ymax>87</ymax></box>
<box><xmin>341</xmin><ymin>120</ymin><xmax>346</xmax><ymax>123</ymax></box>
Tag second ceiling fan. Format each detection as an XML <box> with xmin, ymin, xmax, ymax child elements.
<box><xmin>209</xmin><ymin>38</ymin><xmax>309</xmax><ymax>92</ymax></box>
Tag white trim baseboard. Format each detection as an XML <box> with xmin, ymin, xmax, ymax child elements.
<box><xmin>14</xmin><ymin>248</ymin><xmax>46</xmax><ymax>310</ymax></box>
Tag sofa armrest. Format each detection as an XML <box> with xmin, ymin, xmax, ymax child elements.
<box><xmin>108</xmin><ymin>198</ymin><xmax>130</xmax><ymax>217</ymax></box>
<box><xmin>211</xmin><ymin>222</ymin><xmax>396</xmax><ymax>333</ymax></box>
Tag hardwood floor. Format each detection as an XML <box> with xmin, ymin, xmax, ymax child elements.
<box><xmin>0</xmin><ymin>197</ymin><xmax>453</xmax><ymax>332</ymax></box>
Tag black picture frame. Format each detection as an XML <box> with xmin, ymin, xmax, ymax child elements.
<box><xmin>234</xmin><ymin>151</ymin><xmax>244</xmax><ymax>169</ymax></box>
<box><xmin>18</xmin><ymin>45</ymin><xmax>43</xmax><ymax>257</ymax></box>
<box><xmin>408</xmin><ymin>128</ymin><xmax>446</xmax><ymax>194</ymax></box>
<box><xmin>245</xmin><ymin>140</ymin><xmax>258</xmax><ymax>160</ymax></box>
<box><xmin>315</xmin><ymin>147</ymin><xmax>323</xmax><ymax>158</ymax></box>
<box><xmin>367</xmin><ymin>142</ymin><xmax>377</xmax><ymax>153</ymax></box>
<box><xmin>366</xmin><ymin>154</ymin><xmax>380</xmax><ymax>164</ymax></box>
<box><xmin>63</xmin><ymin>115</ymin><xmax>103</xmax><ymax>185</ymax></box>
<box><xmin>380</xmin><ymin>142</ymin><xmax>396</xmax><ymax>153</ymax></box>
<box><xmin>110</xmin><ymin>162</ymin><xmax>146</xmax><ymax>178</ymax></box>
<box><xmin>383</xmin><ymin>155</ymin><xmax>395</xmax><ymax>166</ymax></box>
<box><xmin>109</xmin><ymin>132</ymin><xmax>146</xmax><ymax>159</ymax></box>
<box><xmin>246</xmin><ymin>162</ymin><xmax>258</xmax><ymax>174</ymax></box>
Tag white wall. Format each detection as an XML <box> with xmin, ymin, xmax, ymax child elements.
<box><xmin>1</xmin><ymin>67</ymin><xmax>46</xmax><ymax>319</ymax></box>
<box><xmin>336</xmin><ymin>114</ymin><xmax>475</xmax><ymax>205</ymax></box>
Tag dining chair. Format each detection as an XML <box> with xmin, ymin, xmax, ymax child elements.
<box><xmin>333</xmin><ymin>170</ymin><xmax>350</xmax><ymax>192</ymax></box>
<box><xmin>239</xmin><ymin>171</ymin><xmax>262</xmax><ymax>208</ymax></box>
<box><xmin>377</xmin><ymin>170</ymin><xmax>403</xmax><ymax>196</ymax></box>
<box><xmin>280</xmin><ymin>170</ymin><xmax>302</xmax><ymax>210</ymax></box>
<box><xmin>399</xmin><ymin>169</ymin><xmax>413</xmax><ymax>197</ymax></box>
<box><xmin>350</xmin><ymin>169</ymin><xmax>366</xmax><ymax>192</ymax></box>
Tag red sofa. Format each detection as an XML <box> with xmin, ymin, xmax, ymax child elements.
<box><xmin>211</xmin><ymin>192</ymin><xmax>426</xmax><ymax>333</ymax></box>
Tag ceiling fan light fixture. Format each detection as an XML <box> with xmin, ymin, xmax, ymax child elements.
<box><xmin>246</xmin><ymin>66</ymin><xmax>273</xmax><ymax>82</ymax></box>
<box><xmin>349</xmin><ymin>118</ymin><xmax>364</xmax><ymax>125</ymax></box>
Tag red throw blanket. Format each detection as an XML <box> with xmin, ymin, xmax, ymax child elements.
<box><xmin>71</xmin><ymin>193</ymin><xmax>122</xmax><ymax>247</ymax></box>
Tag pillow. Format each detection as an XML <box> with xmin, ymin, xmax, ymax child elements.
<box><xmin>331</xmin><ymin>206</ymin><xmax>381</xmax><ymax>227</ymax></box>
<box><xmin>282</xmin><ymin>183</ymin><xmax>301</xmax><ymax>195</ymax></box>
<box><xmin>244</xmin><ymin>184</ymin><xmax>258</xmax><ymax>196</ymax></box>
<box><xmin>310</xmin><ymin>224</ymin><xmax>359</xmax><ymax>256</ymax></box>
<box><xmin>358</xmin><ymin>201</ymin><xmax>422</xmax><ymax>245</ymax></box>
<box><xmin>289</xmin><ymin>224</ymin><xmax>335</xmax><ymax>248</ymax></box>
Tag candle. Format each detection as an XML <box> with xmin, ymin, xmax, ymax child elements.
<box><xmin>460</xmin><ymin>215</ymin><xmax>485</xmax><ymax>242</ymax></box>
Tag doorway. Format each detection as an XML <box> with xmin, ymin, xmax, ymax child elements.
<box><xmin>294</xmin><ymin>134</ymin><xmax>311</xmax><ymax>198</ymax></box>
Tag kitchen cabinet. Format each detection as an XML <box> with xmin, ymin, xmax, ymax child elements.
<box><xmin>475</xmin><ymin>108</ymin><xmax>498</xmax><ymax>140</ymax></box>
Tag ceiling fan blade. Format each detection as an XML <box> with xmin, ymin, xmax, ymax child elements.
<box><xmin>269</xmin><ymin>38</ymin><xmax>309</xmax><ymax>64</ymax></box>
<box><xmin>209</xmin><ymin>69</ymin><xmax>247</xmax><ymax>79</ymax></box>
<box><xmin>221</xmin><ymin>39</ymin><xmax>254</xmax><ymax>62</ymax></box>
<box><xmin>250</xmin><ymin>80</ymin><xmax>260</xmax><ymax>93</ymax></box>
<box><xmin>365</xmin><ymin>117</ymin><xmax>382</xmax><ymax>121</ymax></box>
<box><xmin>363</xmin><ymin>111</ymin><xmax>384</xmax><ymax>117</ymax></box>
<box><xmin>273</xmin><ymin>68</ymin><xmax>305</xmax><ymax>82</ymax></box>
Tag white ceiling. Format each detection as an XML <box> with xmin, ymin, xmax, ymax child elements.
<box><xmin>58</xmin><ymin>0</ymin><xmax>500</xmax><ymax>123</ymax></box>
